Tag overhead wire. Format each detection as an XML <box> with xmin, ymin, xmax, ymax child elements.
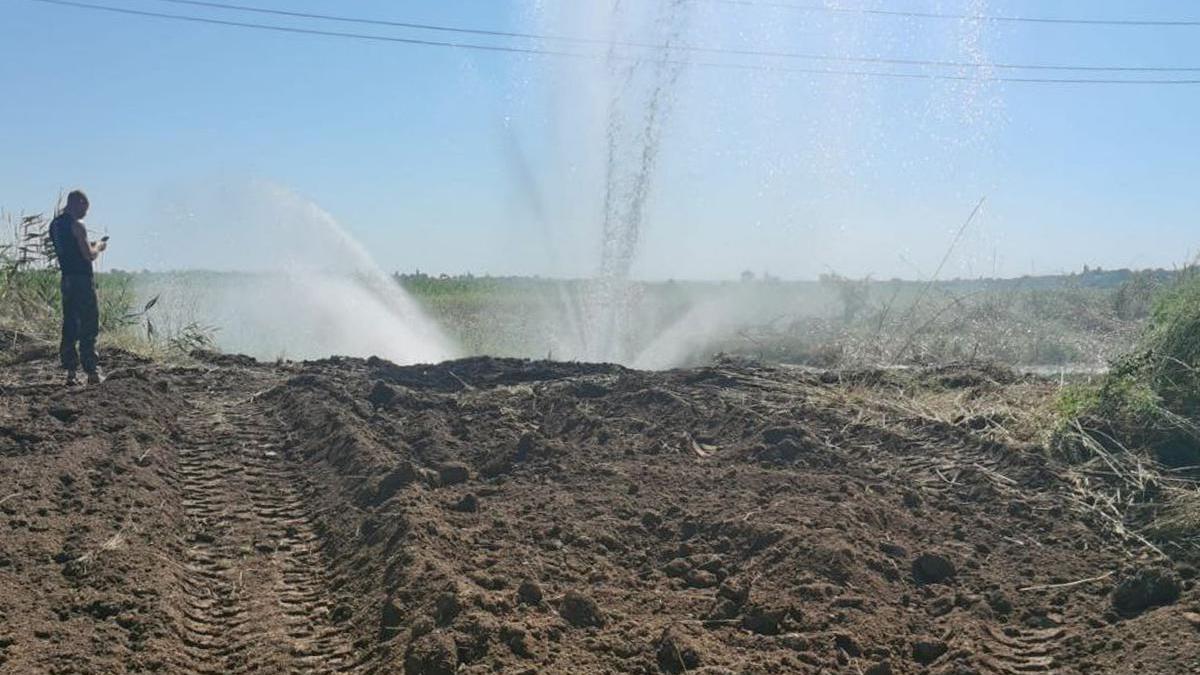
<box><xmin>144</xmin><ymin>0</ymin><xmax>1200</xmax><ymax>73</ymax></box>
<box><xmin>24</xmin><ymin>0</ymin><xmax>1200</xmax><ymax>85</ymax></box>
<box><xmin>691</xmin><ymin>0</ymin><xmax>1200</xmax><ymax>27</ymax></box>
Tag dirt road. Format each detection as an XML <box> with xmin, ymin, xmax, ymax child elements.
<box><xmin>1</xmin><ymin>348</ymin><xmax>1198</xmax><ymax>673</ymax></box>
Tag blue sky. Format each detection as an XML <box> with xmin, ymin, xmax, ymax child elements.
<box><xmin>2</xmin><ymin>0</ymin><xmax>1198</xmax><ymax>280</ymax></box>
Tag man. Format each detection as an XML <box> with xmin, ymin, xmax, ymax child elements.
<box><xmin>48</xmin><ymin>190</ymin><xmax>107</xmax><ymax>385</ymax></box>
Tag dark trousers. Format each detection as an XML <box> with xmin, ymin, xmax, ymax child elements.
<box><xmin>60</xmin><ymin>274</ymin><xmax>99</xmax><ymax>373</ymax></box>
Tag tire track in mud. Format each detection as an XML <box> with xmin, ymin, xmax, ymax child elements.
<box><xmin>171</xmin><ymin>375</ymin><xmax>356</xmax><ymax>674</ymax></box>
<box><xmin>977</xmin><ymin>624</ymin><xmax>1064</xmax><ymax>673</ymax></box>
<box><xmin>872</xmin><ymin>426</ymin><xmax>1069</xmax><ymax>674</ymax></box>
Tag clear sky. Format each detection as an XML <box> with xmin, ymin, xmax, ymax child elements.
<box><xmin>2</xmin><ymin>0</ymin><xmax>1198</xmax><ymax>280</ymax></box>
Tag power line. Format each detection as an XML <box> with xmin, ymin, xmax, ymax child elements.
<box><xmin>693</xmin><ymin>0</ymin><xmax>1200</xmax><ymax>27</ymax></box>
<box><xmin>25</xmin><ymin>0</ymin><xmax>1200</xmax><ymax>85</ymax></box>
<box><xmin>145</xmin><ymin>0</ymin><xmax>1200</xmax><ymax>73</ymax></box>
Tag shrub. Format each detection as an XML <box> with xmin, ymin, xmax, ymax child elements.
<box><xmin>1058</xmin><ymin>269</ymin><xmax>1200</xmax><ymax>467</ymax></box>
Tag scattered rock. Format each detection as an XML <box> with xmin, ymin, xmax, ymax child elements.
<box><xmin>516</xmin><ymin>579</ymin><xmax>543</xmax><ymax>606</ymax></box>
<box><xmin>912</xmin><ymin>553</ymin><xmax>957</xmax><ymax>585</ymax></box>
<box><xmin>912</xmin><ymin>638</ymin><xmax>948</xmax><ymax>665</ymax></box>
<box><xmin>559</xmin><ymin>590</ymin><xmax>604</xmax><ymax>628</ymax></box>
<box><xmin>404</xmin><ymin>631</ymin><xmax>458</xmax><ymax>675</ymax></box>
<box><xmin>1112</xmin><ymin>567</ymin><xmax>1181</xmax><ymax>617</ymax></box>
<box><xmin>657</xmin><ymin>626</ymin><xmax>702</xmax><ymax>672</ymax></box>
<box><xmin>879</xmin><ymin>541</ymin><xmax>908</xmax><ymax>559</ymax></box>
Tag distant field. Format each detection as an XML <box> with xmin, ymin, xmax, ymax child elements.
<box><xmin>395</xmin><ymin>269</ymin><xmax>1162</xmax><ymax>369</ymax></box>
<box><xmin>101</xmin><ymin>267</ymin><xmax>1165</xmax><ymax>369</ymax></box>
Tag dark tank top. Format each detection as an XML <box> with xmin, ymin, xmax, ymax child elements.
<box><xmin>49</xmin><ymin>214</ymin><xmax>92</xmax><ymax>276</ymax></box>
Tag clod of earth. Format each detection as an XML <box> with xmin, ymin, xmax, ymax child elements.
<box><xmin>558</xmin><ymin>590</ymin><xmax>604</xmax><ymax>628</ymax></box>
<box><xmin>864</xmin><ymin>660</ymin><xmax>893</xmax><ymax>675</ymax></box>
<box><xmin>740</xmin><ymin>604</ymin><xmax>789</xmax><ymax>635</ymax></box>
<box><xmin>656</xmin><ymin>626</ymin><xmax>702</xmax><ymax>672</ymax></box>
<box><xmin>663</xmin><ymin>558</ymin><xmax>691</xmax><ymax>578</ymax></box>
<box><xmin>47</xmin><ymin>406</ymin><xmax>80</xmax><ymax>424</ymax></box>
<box><xmin>1111</xmin><ymin>567</ymin><xmax>1182</xmax><ymax>617</ymax></box>
<box><xmin>404</xmin><ymin>631</ymin><xmax>458</xmax><ymax>675</ymax></box>
<box><xmin>716</xmin><ymin>579</ymin><xmax>749</xmax><ymax>605</ymax></box>
<box><xmin>373</xmin><ymin>461</ymin><xmax>418</xmax><ymax>504</ymax></box>
<box><xmin>516</xmin><ymin>579</ymin><xmax>543</xmax><ymax>606</ymax></box>
<box><xmin>434</xmin><ymin>590</ymin><xmax>461</xmax><ymax>626</ymax></box>
<box><xmin>833</xmin><ymin>632</ymin><xmax>862</xmax><ymax>657</ymax></box>
<box><xmin>451</xmin><ymin>493</ymin><xmax>479</xmax><ymax>513</ymax></box>
<box><xmin>367</xmin><ymin>380</ymin><xmax>397</xmax><ymax>407</ymax></box>
<box><xmin>912</xmin><ymin>553</ymin><xmax>957</xmax><ymax>585</ymax></box>
<box><xmin>437</xmin><ymin>462</ymin><xmax>470</xmax><ymax>486</ymax></box>
<box><xmin>500</xmin><ymin>623</ymin><xmax>533</xmax><ymax>657</ymax></box>
<box><xmin>1182</xmin><ymin>611</ymin><xmax>1200</xmax><ymax>629</ymax></box>
<box><xmin>912</xmin><ymin>638</ymin><xmax>949</xmax><ymax>665</ymax></box>
<box><xmin>686</xmin><ymin>568</ymin><xmax>719</xmax><ymax>588</ymax></box>
<box><xmin>380</xmin><ymin>598</ymin><xmax>404</xmax><ymax>641</ymax></box>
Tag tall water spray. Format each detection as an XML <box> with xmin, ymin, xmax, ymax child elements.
<box><xmin>591</xmin><ymin>1</ymin><xmax>690</xmax><ymax>363</ymax></box>
<box><xmin>519</xmin><ymin>0</ymin><xmax>998</xmax><ymax>368</ymax></box>
<box><xmin>525</xmin><ymin>0</ymin><xmax>692</xmax><ymax>364</ymax></box>
<box><xmin>142</xmin><ymin>180</ymin><xmax>456</xmax><ymax>364</ymax></box>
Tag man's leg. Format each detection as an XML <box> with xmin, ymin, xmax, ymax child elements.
<box><xmin>60</xmin><ymin>277</ymin><xmax>80</xmax><ymax>378</ymax></box>
<box><xmin>78</xmin><ymin>277</ymin><xmax>100</xmax><ymax>381</ymax></box>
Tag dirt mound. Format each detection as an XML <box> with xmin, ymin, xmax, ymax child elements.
<box><xmin>2</xmin><ymin>353</ymin><xmax>1199</xmax><ymax>673</ymax></box>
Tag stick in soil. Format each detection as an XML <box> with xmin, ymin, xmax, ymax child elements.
<box><xmin>1019</xmin><ymin>570</ymin><xmax>1114</xmax><ymax>592</ymax></box>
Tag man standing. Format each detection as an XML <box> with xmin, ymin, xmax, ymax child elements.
<box><xmin>48</xmin><ymin>190</ymin><xmax>107</xmax><ymax>385</ymax></box>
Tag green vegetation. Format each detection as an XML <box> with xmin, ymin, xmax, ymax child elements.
<box><xmin>1</xmin><ymin>211</ymin><xmax>212</xmax><ymax>359</ymax></box>
<box><xmin>1050</xmin><ymin>269</ymin><xmax>1200</xmax><ymax>550</ymax></box>
<box><xmin>1058</xmin><ymin>269</ymin><xmax>1200</xmax><ymax>468</ymax></box>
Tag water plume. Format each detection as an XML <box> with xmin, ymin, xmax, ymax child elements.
<box><xmin>141</xmin><ymin>180</ymin><xmax>456</xmax><ymax>364</ymax></box>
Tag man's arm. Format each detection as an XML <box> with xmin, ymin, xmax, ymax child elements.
<box><xmin>71</xmin><ymin>221</ymin><xmax>106</xmax><ymax>261</ymax></box>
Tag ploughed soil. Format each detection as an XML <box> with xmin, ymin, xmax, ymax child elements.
<box><xmin>2</xmin><ymin>345</ymin><xmax>1199</xmax><ymax>674</ymax></box>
